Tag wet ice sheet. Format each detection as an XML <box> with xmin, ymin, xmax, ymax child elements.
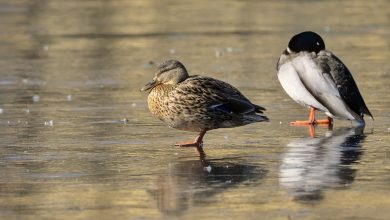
<box><xmin>0</xmin><ymin>0</ymin><xmax>389</xmax><ymax>219</ymax></box>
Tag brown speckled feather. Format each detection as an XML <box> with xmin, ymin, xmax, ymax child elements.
<box><xmin>147</xmin><ymin>75</ymin><xmax>267</xmax><ymax>132</ymax></box>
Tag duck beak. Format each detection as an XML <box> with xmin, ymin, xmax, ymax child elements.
<box><xmin>141</xmin><ymin>80</ymin><xmax>158</xmax><ymax>91</ymax></box>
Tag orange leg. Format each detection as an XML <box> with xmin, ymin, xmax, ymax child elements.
<box><xmin>291</xmin><ymin>107</ymin><xmax>333</xmax><ymax>125</ymax></box>
<box><xmin>175</xmin><ymin>130</ymin><xmax>207</xmax><ymax>157</ymax></box>
<box><xmin>291</xmin><ymin>107</ymin><xmax>316</xmax><ymax>125</ymax></box>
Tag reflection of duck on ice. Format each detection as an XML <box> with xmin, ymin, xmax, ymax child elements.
<box><xmin>279</xmin><ymin>126</ymin><xmax>365</xmax><ymax>201</ymax></box>
<box><xmin>150</xmin><ymin>158</ymin><xmax>266</xmax><ymax>216</ymax></box>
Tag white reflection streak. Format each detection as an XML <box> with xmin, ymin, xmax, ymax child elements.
<box><xmin>279</xmin><ymin>127</ymin><xmax>362</xmax><ymax>200</ymax></box>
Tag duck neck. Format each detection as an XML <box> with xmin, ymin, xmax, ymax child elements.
<box><xmin>147</xmin><ymin>84</ymin><xmax>175</xmax><ymax>118</ymax></box>
<box><xmin>150</xmin><ymin>84</ymin><xmax>175</xmax><ymax>98</ymax></box>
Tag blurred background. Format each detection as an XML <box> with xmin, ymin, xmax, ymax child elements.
<box><xmin>0</xmin><ymin>0</ymin><xmax>389</xmax><ymax>219</ymax></box>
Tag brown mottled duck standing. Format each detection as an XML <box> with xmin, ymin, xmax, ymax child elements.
<box><xmin>141</xmin><ymin>60</ymin><xmax>268</xmax><ymax>157</ymax></box>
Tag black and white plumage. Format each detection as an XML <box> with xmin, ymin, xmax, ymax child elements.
<box><xmin>277</xmin><ymin>31</ymin><xmax>373</xmax><ymax>125</ymax></box>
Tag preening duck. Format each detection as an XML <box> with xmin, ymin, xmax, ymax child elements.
<box><xmin>277</xmin><ymin>31</ymin><xmax>373</xmax><ymax>126</ymax></box>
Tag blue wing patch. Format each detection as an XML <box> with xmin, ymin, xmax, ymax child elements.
<box><xmin>209</xmin><ymin>103</ymin><xmax>232</xmax><ymax>114</ymax></box>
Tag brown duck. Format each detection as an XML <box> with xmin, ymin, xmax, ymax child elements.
<box><xmin>141</xmin><ymin>60</ymin><xmax>268</xmax><ymax>157</ymax></box>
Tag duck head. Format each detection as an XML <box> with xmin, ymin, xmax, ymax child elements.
<box><xmin>286</xmin><ymin>31</ymin><xmax>325</xmax><ymax>54</ymax></box>
<box><xmin>141</xmin><ymin>60</ymin><xmax>189</xmax><ymax>91</ymax></box>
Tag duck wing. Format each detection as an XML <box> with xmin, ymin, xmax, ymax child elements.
<box><xmin>289</xmin><ymin>51</ymin><xmax>369</xmax><ymax>121</ymax></box>
<box><xmin>177</xmin><ymin>76</ymin><xmax>266</xmax><ymax>115</ymax></box>
<box><xmin>315</xmin><ymin>51</ymin><xmax>373</xmax><ymax>119</ymax></box>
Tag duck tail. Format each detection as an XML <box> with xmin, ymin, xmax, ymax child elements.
<box><xmin>254</xmin><ymin>104</ymin><xmax>266</xmax><ymax>114</ymax></box>
<box><xmin>364</xmin><ymin>111</ymin><xmax>374</xmax><ymax>121</ymax></box>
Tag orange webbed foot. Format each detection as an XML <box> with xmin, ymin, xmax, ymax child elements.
<box><xmin>174</xmin><ymin>131</ymin><xmax>207</xmax><ymax>158</ymax></box>
<box><xmin>315</xmin><ymin>117</ymin><xmax>333</xmax><ymax>125</ymax></box>
<box><xmin>175</xmin><ymin>141</ymin><xmax>205</xmax><ymax>158</ymax></box>
<box><xmin>291</xmin><ymin>107</ymin><xmax>316</xmax><ymax>125</ymax></box>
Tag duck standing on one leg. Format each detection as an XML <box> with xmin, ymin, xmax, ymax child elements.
<box><xmin>142</xmin><ymin>60</ymin><xmax>268</xmax><ymax>157</ymax></box>
<box><xmin>276</xmin><ymin>31</ymin><xmax>373</xmax><ymax>126</ymax></box>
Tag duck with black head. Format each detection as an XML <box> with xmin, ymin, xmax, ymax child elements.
<box><xmin>276</xmin><ymin>31</ymin><xmax>373</xmax><ymax>126</ymax></box>
<box><xmin>141</xmin><ymin>60</ymin><xmax>268</xmax><ymax>157</ymax></box>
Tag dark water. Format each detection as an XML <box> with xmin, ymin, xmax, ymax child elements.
<box><xmin>0</xmin><ymin>0</ymin><xmax>389</xmax><ymax>219</ymax></box>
